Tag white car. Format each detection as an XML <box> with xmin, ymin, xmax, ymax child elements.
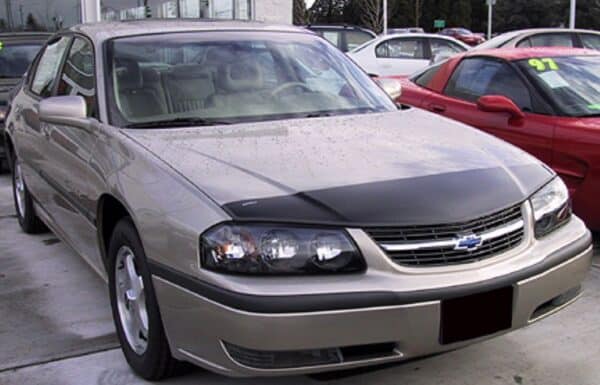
<box><xmin>347</xmin><ymin>33</ymin><xmax>469</xmax><ymax>77</ymax></box>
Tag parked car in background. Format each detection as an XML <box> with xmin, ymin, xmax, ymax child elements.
<box><xmin>307</xmin><ymin>24</ymin><xmax>375</xmax><ymax>52</ymax></box>
<box><xmin>0</xmin><ymin>32</ymin><xmax>50</xmax><ymax>172</ymax></box>
<box><xmin>475</xmin><ymin>28</ymin><xmax>600</xmax><ymax>50</ymax></box>
<box><xmin>396</xmin><ymin>48</ymin><xmax>600</xmax><ymax>230</ymax></box>
<box><xmin>4</xmin><ymin>20</ymin><xmax>592</xmax><ymax>380</ymax></box>
<box><xmin>440</xmin><ymin>28</ymin><xmax>486</xmax><ymax>46</ymax></box>
<box><xmin>386</xmin><ymin>27</ymin><xmax>425</xmax><ymax>34</ymax></box>
<box><xmin>348</xmin><ymin>33</ymin><xmax>468</xmax><ymax>76</ymax></box>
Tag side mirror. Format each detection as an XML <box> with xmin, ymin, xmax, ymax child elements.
<box><xmin>374</xmin><ymin>77</ymin><xmax>402</xmax><ymax>100</ymax></box>
<box><xmin>39</xmin><ymin>96</ymin><xmax>91</xmax><ymax>130</ymax></box>
<box><xmin>477</xmin><ymin>95</ymin><xmax>525</xmax><ymax>122</ymax></box>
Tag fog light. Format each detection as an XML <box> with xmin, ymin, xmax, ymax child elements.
<box><xmin>223</xmin><ymin>342</ymin><xmax>341</xmax><ymax>369</ymax></box>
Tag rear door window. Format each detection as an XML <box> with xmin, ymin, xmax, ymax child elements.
<box><xmin>30</xmin><ymin>37</ymin><xmax>71</xmax><ymax>97</ymax></box>
<box><xmin>322</xmin><ymin>31</ymin><xmax>341</xmax><ymax>49</ymax></box>
<box><xmin>430</xmin><ymin>38</ymin><xmax>466</xmax><ymax>58</ymax></box>
<box><xmin>376</xmin><ymin>38</ymin><xmax>426</xmax><ymax>59</ymax></box>
<box><xmin>580</xmin><ymin>34</ymin><xmax>600</xmax><ymax>50</ymax></box>
<box><xmin>345</xmin><ymin>30</ymin><xmax>373</xmax><ymax>51</ymax></box>
<box><xmin>521</xmin><ymin>33</ymin><xmax>575</xmax><ymax>48</ymax></box>
<box><xmin>413</xmin><ymin>63</ymin><xmax>443</xmax><ymax>89</ymax></box>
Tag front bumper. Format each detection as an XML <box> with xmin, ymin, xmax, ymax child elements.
<box><xmin>151</xmin><ymin>216</ymin><xmax>592</xmax><ymax>377</ymax></box>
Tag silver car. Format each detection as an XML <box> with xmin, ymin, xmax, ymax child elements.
<box><xmin>3</xmin><ymin>20</ymin><xmax>592</xmax><ymax>379</ymax></box>
<box><xmin>475</xmin><ymin>28</ymin><xmax>600</xmax><ymax>50</ymax></box>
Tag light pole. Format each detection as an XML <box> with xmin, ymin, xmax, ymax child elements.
<box><xmin>487</xmin><ymin>0</ymin><xmax>495</xmax><ymax>40</ymax></box>
<box><xmin>383</xmin><ymin>0</ymin><xmax>388</xmax><ymax>35</ymax></box>
<box><xmin>569</xmin><ymin>0</ymin><xmax>576</xmax><ymax>29</ymax></box>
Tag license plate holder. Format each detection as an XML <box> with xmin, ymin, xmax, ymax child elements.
<box><xmin>440</xmin><ymin>286</ymin><xmax>513</xmax><ymax>345</ymax></box>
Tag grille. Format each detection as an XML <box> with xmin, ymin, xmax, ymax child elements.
<box><xmin>366</xmin><ymin>204</ymin><xmax>525</xmax><ymax>267</ymax></box>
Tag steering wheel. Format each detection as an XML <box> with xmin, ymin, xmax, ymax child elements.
<box><xmin>270</xmin><ymin>82</ymin><xmax>313</xmax><ymax>97</ymax></box>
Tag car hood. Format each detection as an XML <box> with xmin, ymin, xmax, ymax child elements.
<box><xmin>125</xmin><ymin>110</ymin><xmax>553</xmax><ymax>226</ymax></box>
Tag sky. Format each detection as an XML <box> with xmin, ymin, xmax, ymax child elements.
<box><xmin>306</xmin><ymin>0</ymin><xmax>316</xmax><ymax>8</ymax></box>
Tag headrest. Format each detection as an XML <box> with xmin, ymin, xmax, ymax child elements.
<box><xmin>141</xmin><ymin>67</ymin><xmax>161</xmax><ymax>83</ymax></box>
<box><xmin>116</xmin><ymin>59</ymin><xmax>143</xmax><ymax>90</ymax></box>
<box><xmin>164</xmin><ymin>65</ymin><xmax>215</xmax><ymax>99</ymax></box>
<box><xmin>220</xmin><ymin>60</ymin><xmax>263</xmax><ymax>92</ymax></box>
<box><xmin>202</xmin><ymin>46</ymin><xmax>235</xmax><ymax>66</ymax></box>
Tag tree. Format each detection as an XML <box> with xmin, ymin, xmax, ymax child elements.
<box><xmin>294</xmin><ymin>0</ymin><xmax>308</xmax><ymax>25</ymax></box>
<box><xmin>493</xmin><ymin>0</ymin><xmax>564</xmax><ymax>32</ymax></box>
<box><xmin>360</xmin><ymin>0</ymin><xmax>384</xmax><ymax>33</ymax></box>
<box><xmin>25</xmin><ymin>13</ymin><xmax>42</xmax><ymax>31</ymax></box>
<box><xmin>308</xmin><ymin>0</ymin><xmax>349</xmax><ymax>24</ymax></box>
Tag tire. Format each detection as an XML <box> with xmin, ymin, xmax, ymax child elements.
<box><xmin>0</xmin><ymin>158</ymin><xmax>8</xmax><ymax>174</ymax></box>
<box><xmin>12</xmin><ymin>157</ymin><xmax>47</xmax><ymax>234</ymax></box>
<box><xmin>108</xmin><ymin>218</ymin><xmax>180</xmax><ymax>381</ymax></box>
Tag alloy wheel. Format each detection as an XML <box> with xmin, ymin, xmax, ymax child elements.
<box><xmin>115</xmin><ymin>245</ymin><xmax>149</xmax><ymax>355</ymax></box>
<box><xmin>14</xmin><ymin>161</ymin><xmax>26</xmax><ymax>219</ymax></box>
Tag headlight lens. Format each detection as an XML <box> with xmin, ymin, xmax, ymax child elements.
<box><xmin>530</xmin><ymin>177</ymin><xmax>571</xmax><ymax>238</ymax></box>
<box><xmin>200</xmin><ymin>223</ymin><xmax>366</xmax><ymax>275</ymax></box>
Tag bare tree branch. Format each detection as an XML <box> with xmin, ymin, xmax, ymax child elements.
<box><xmin>360</xmin><ymin>0</ymin><xmax>383</xmax><ymax>33</ymax></box>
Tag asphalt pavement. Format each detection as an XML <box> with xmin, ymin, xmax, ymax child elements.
<box><xmin>0</xmin><ymin>173</ymin><xmax>599</xmax><ymax>385</ymax></box>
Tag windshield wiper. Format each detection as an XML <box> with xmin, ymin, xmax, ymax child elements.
<box><xmin>125</xmin><ymin>117</ymin><xmax>233</xmax><ymax>129</ymax></box>
<box><xmin>303</xmin><ymin>112</ymin><xmax>333</xmax><ymax>118</ymax></box>
<box><xmin>301</xmin><ymin>108</ymin><xmax>380</xmax><ymax>119</ymax></box>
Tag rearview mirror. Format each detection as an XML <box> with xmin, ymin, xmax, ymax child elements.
<box><xmin>477</xmin><ymin>95</ymin><xmax>525</xmax><ymax>122</ymax></box>
<box><xmin>374</xmin><ymin>78</ymin><xmax>402</xmax><ymax>100</ymax></box>
<box><xmin>39</xmin><ymin>96</ymin><xmax>90</xmax><ymax>130</ymax></box>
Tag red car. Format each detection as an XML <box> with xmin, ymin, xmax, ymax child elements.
<box><xmin>440</xmin><ymin>28</ymin><xmax>486</xmax><ymax>46</ymax></box>
<box><xmin>395</xmin><ymin>48</ymin><xmax>600</xmax><ymax>230</ymax></box>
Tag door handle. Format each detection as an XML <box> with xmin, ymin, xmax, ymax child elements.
<box><xmin>14</xmin><ymin>106</ymin><xmax>22</xmax><ymax>121</ymax></box>
<box><xmin>41</xmin><ymin>124</ymin><xmax>50</xmax><ymax>140</ymax></box>
<box><xmin>428</xmin><ymin>104</ymin><xmax>446</xmax><ymax>113</ymax></box>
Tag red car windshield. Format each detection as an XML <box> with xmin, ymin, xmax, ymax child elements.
<box><xmin>518</xmin><ymin>55</ymin><xmax>600</xmax><ymax>117</ymax></box>
<box><xmin>0</xmin><ymin>43</ymin><xmax>43</xmax><ymax>79</ymax></box>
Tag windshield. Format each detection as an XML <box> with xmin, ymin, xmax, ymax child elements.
<box><xmin>107</xmin><ymin>31</ymin><xmax>396</xmax><ymax>128</ymax></box>
<box><xmin>517</xmin><ymin>55</ymin><xmax>600</xmax><ymax>117</ymax></box>
<box><xmin>0</xmin><ymin>42</ymin><xmax>44</xmax><ymax>78</ymax></box>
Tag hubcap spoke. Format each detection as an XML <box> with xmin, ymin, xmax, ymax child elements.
<box><xmin>14</xmin><ymin>163</ymin><xmax>26</xmax><ymax>218</ymax></box>
<box><xmin>115</xmin><ymin>246</ymin><xmax>149</xmax><ymax>355</ymax></box>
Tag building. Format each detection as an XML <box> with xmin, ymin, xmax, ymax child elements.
<box><xmin>0</xmin><ymin>0</ymin><xmax>292</xmax><ymax>32</ymax></box>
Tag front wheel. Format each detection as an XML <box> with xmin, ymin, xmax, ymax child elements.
<box><xmin>108</xmin><ymin>218</ymin><xmax>180</xmax><ymax>380</ymax></box>
<box><xmin>12</xmin><ymin>158</ymin><xmax>46</xmax><ymax>234</ymax></box>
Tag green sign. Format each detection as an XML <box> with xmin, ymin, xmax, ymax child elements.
<box><xmin>434</xmin><ymin>19</ymin><xmax>446</xmax><ymax>29</ymax></box>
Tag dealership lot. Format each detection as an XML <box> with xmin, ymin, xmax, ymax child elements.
<box><xmin>0</xmin><ymin>172</ymin><xmax>598</xmax><ymax>385</ymax></box>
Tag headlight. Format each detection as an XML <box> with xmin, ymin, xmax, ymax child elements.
<box><xmin>530</xmin><ymin>177</ymin><xmax>571</xmax><ymax>238</ymax></box>
<box><xmin>200</xmin><ymin>223</ymin><xmax>366</xmax><ymax>275</ymax></box>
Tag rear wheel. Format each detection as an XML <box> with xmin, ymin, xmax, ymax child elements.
<box><xmin>108</xmin><ymin>218</ymin><xmax>180</xmax><ymax>380</ymax></box>
<box><xmin>12</xmin><ymin>157</ymin><xmax>47</xmax><ymax>234</ymax></box>
<box><xmin>0</xmin><ymin>158</ymin><xmax>8</xmax><ymax>174</ymax></box>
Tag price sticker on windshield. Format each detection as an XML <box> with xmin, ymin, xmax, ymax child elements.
<box><xmin>528</xmin><ymin>58</ymin><xmax>559</xmax><ymax>71</ymax></box>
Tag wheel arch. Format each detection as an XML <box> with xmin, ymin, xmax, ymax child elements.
<box><xmin>3</xmin><ymin>127</ymin><xmax>16</xmax><ymax>171</ymax></box>
<box><xmin>97</xmin><ymin>193</ymin><xmax>134</xmax><ymax>273</ymax></box>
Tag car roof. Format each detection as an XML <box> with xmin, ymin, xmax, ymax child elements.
<box><xmin>0</xmin><ymin>32</ymin><xmax>52</xmax><ymax>41</ymax></box>
<box><xmin>70</xmin><ymin>19</ymin><xmax>309</xmax><ymax>42</ymax></box>
<box><xmin>376</xmin><ymin>32</ymin><xmax>467</xmax><ymax>41</ymax></box>
<box><xmin>476</xmin><ymin>28</ymin><xmax>600</xmax><ymax>49</ymax></box>
<box><xmin>464</xmin><ymin>47</ymin><xmax>600</xmax><ymax>60</ymax></box>
<box><xmin>306</xmin><ymin>25</ymin><xmax>376</xmax><ymax>37</ymax></box>
<box><xmin>501</xmin><ymin>27</ymin><xmax>600</xmax><ymax>35</ymax></box>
